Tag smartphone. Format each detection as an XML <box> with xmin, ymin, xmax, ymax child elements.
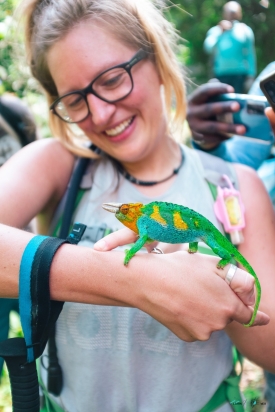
<box><xmin>260</xmin><ymin>70</ymin><xmax>275</xmax><ymax>111</ymax></box>
<box><xmin>209</xmin><ymin>93</ymin><xmax>273</xmax><ymax>141</ymax></box>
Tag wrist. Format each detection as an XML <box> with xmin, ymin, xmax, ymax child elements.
<box><xmin>49</xmin><ymin>246</ymin><xmax>138</xmax><ymax>306</ymax></box>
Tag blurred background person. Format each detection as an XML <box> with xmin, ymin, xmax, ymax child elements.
<box><xmin>203</xmin><ymin>1</ymin><xmax>256</xmax><ymax>93</ymax></box>
<box><xmin>0</xmin><ymin>93</ymin><xmax>37</xmax><ymax>380</ymax></box>
<box><xmin>0</xmin><ymin>94</ymin><xmax>37</xmax><ymax>165</ymax></box>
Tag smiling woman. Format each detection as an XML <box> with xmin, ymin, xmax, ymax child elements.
<box><xmin>0</xmin><ymin>0</ymin><xmax>275</xmax><ymax>412</ymax></box>
<box><xmin>19</xmin><ymin>0</ymin><xmax>186</xmax><ymax>161</ymax></box>
<box><xmin>45</xmin><ymin>24</ymin><xmax>165</xmax><ymax>164</ymax></box>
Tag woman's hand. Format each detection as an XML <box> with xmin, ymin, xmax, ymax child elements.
<box><xmin>94</xmin><ymin>228</ymin><xmax>269</xmax><ymax>342</ymax></box>
<box><xmin>94</xmin><ymin>228</ymin><xmax>256</xmax><ymax>306</ymax></box>
<box><xmin>187</xmin><ymin>80</ymin><xmax>246</xmax><ymax>150</ymax></box>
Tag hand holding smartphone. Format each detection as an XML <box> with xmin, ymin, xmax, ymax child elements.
<box><xmin>208</xmin><ymin>93</ymin><xmax>273</xmax><ymax>141</ymax></box>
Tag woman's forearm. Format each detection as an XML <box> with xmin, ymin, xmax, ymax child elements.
<box><xmin>226</xmin><ymin>321</ymin><xmax>275</xmax><ymax>374</ymax></box>
<box><xmin>0</xmin><ymin>224</ymin><xmax>35</xmax><ymax>297</ymax></box>
<box><xmin>0</xmin><ymin>223</ymin><xmax>131</xmax><ymax>305</ymax></box>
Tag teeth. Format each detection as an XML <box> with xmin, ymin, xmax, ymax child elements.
<box><xmin>105</xmin><ymin>117</ymin><xmax>132</xmax><ymax>136</ymax></box>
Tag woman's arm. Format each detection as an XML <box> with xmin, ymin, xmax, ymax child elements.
<box><xmin>225</xmin><ymin>163</ymin><xmax>275</xmax><ymax>372</ymax></box>
<box><xmin>0</xmin><ymin>138</ymin><xmax>75</xmax><ymax>230</ymax></box>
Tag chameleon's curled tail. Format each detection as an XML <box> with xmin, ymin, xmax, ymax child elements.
<box><xmin>234</xmin><ymin>249</ymin><xmax>261</xmax><ymax>327</ymax></box>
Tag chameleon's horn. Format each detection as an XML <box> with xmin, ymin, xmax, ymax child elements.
<box><xmin>102</xmin><ymin>203</ymin><xmax>122</xmax><ymax>213</ymax></box>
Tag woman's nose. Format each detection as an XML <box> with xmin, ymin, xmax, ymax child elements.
<box><xmin>86</xmin><ymin>93</ymin><xmax>116</xmax><ymax>125</ymax></box>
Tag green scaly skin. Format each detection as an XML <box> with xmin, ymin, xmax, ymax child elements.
<box><xmin>103</xmin><ymin>201</ymin><xmax>261</xmax><ymax>327</ymax></box>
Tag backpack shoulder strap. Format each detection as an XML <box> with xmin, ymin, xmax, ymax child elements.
<box><xmin>195</xmin><ymin>149</ymin><xmax>240</xmax><ymax>207</ymax></box>
<box><xmin>195</xmin><ymin>149</ymin><xmax>238</xmax><ymax>191</ymax></box>
<box><xmin>44</xmin><ymin>149</ymin><xmax>96</xmax><ymax>397</ymax></box>
<box><xmin>59</xmin><ymin>156</ymin><xmax>91</xmax><ymax>238</ymax></box>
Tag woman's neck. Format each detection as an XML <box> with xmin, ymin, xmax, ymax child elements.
<box><xmin>118</xmin><ymin>137</ymin><xmax>182</xmax><ymax>197</ymax></box>
<box><xmin>122</xmin><ymin>138</ymin><xmax>180</xmax><ymax>177</ymax></box>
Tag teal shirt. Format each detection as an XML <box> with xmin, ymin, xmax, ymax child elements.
<box><xmin>204</xmin><ymin>21</ymin><xmax>256</xmax><ymax>77</ymax></box>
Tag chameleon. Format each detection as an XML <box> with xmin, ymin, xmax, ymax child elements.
<box><xmin>102</xmin><ymin>201</ymin><xmax>261</xmax><ymax>328</ymax></box>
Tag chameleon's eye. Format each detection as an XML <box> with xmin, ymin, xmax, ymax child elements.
<box><xmin>120</xmin><ymin>204</ymin><xmax>129</xmax><ymax>215</ymax></box>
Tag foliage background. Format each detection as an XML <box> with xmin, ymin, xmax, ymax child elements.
<box><xmin>1</xmin><ymin>0</ymin><xmax>274</xmax><ymax>127</ymax></box>
<box><xmin>0</xmin><ymin>0</ymin><xmax>50</xmax><ymax>137</ymax></box>
<box><xmin>166</xmin><ymin>0</ymin><xmax>274</xmax><ymax>89</ymax></box>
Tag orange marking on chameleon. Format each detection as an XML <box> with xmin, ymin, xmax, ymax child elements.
<box><xmin>122</xmin><ymin>220</ymin><xmax>139</xmax><ymax>234</ymax></box>
<box><xmin>173</xmin><ymin>212</ymin><xmax>188</xmax><ymax>230</ymax></box>
<box><xmin>117</xmin><ymin>203</ymin><xmax>143</xmax><ymax>234</ymax></box>
<box><xmin>150</xmin><ymin>205</ymin><xmax>167</xmax><ymax>226</ymax></box>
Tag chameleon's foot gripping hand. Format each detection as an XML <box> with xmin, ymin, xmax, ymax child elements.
<box><xmin>188</xmin><ymin>241</ymin><xmax>198</xmax><ymax>254</ymax></box>
<box><xmin>124</xmin><ymin>249</ymin><xmax>131</xmax><ymax>266</ymax></box>
<box><xmin>102</xmin><ymin>201</ymin><xmax>261</xmax><ymax>328</ymax></box>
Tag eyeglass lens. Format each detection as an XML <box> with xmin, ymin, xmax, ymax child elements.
<box><xmin>55</xmin><ymin>67</ymin><xmax>133</xmax><ymax>123</ymax></box>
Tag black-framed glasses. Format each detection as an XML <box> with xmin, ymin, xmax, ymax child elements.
<box><xmin>50</xmin><ymin>49</ymin><xmax>148</xmax><ymax>124</ymax></box>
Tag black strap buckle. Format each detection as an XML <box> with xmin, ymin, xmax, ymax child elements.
<box><xmin>66</xmin><ymin>223</ymin><xmax>87</xmax><ymax>245</ymax></box>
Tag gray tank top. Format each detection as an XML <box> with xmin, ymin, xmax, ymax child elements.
<box><xmin>42</xmin><ymin>145</ymin><xmax>233</xmax><ymax>412</ymax></box>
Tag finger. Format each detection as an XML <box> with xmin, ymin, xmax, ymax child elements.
<box><xmin>230</xmin><ymin>271</ymin><xmax>256</xmax><ymax>306</ymax></box>
<box><xmin>217</xmin><ymin>265</ymin><xmax>256</xmax><ymax>306</ymax></box>
<box><xmin>188</xmin><ymin>82</ymin><xmax>234</xmax><ymax>105</ymax></box>
<box><xmin>144</xmin><ymin>240</ymin><xmax>159</xmax><ymax>253</ymax></box>
<box><xmin>191</xmin><ymin>120</ymin><xmax>245</xmax><ymax>137</ymax></box>
<box><xmin>187</xmin><ymin>101</ymin><xmax>240</xmax><ymax>120</ymax></box>
<box><xmin>223</xmin><ymin>285</ymin><xmax>270</xmax><ymax>326</ymax></box>
<box><xmin>235</xmin><ymin>308</ymin><xmax>269</xmax><ymax>327</ymax></box>
<box><xmin>94</xmin><ymin>228</ymin><xmax>137</xmax><ymax>251</ymax></box>
<box><xmin>216</xmin><ymin>266</ymin><xmax>270</xmax><ymax>326</ymax></box>
<box><xmin>192</xmin><ymin>131</ymin><xmax>230</xmax><ymax>151</ymax></box>
<box><xmin>265</xmin><ymin>106</ymin><xmax>275</xmax><ymax>122</ymax></box>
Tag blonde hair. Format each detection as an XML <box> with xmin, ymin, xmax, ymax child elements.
<box><xmin>17</xmin><ymin>0</ymin><xmax>186</xmax><ymax>158</ymax></box>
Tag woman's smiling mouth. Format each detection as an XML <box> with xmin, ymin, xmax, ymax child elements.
<box><xmin>105</xmin><ymin>116</ymin><xmax>134</xmax><ymax>137</ymax></box>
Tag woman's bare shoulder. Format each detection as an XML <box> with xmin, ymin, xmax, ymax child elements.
<box><xmin>233</xmin><ymin>162</ymin><xmax>267</xmax><ymax>196</ymax></box>
<box><xmin>0</xmin><ymin>138</ymin><xmax>76</xmax><ymax>227</ymax></box>
<box><xmin>1</xmin><ymin>138</ymin><xmax>75</xmax><ymax>187</ymax></box>
<box><xmin>18</xmin><ymin>137</ymin><xmax>75</xmax><ymax>166</ymax></box>
<box><xmin>233</xmin><ymin>162</ymin><xmax>275</xmax><ymax>256</ymax></box>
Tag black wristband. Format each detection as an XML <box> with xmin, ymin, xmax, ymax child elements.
<box><xmin>19</xmin><ymin>223</ymin><xmax>87</xmax><ymax>362</ymax></box>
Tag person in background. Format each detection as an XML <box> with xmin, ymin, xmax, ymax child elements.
<box><xmin>0</xmin><ymin>94</ymin><xmax>37</xmax><ymax>166</ymax></box>
<box><xmin>187</xmin><ymin>68</ymin><xmax>275</xmax><ymax>412</ymax></box>
<box><xmin>203</xmin><ymin>1</ymin><xmax>256</xmax><ymax>93</ymax></box>
<box><xmin>0</xmin><ymin>94</ymin><xmax>37</xmax><ymax>380</ymax></box>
